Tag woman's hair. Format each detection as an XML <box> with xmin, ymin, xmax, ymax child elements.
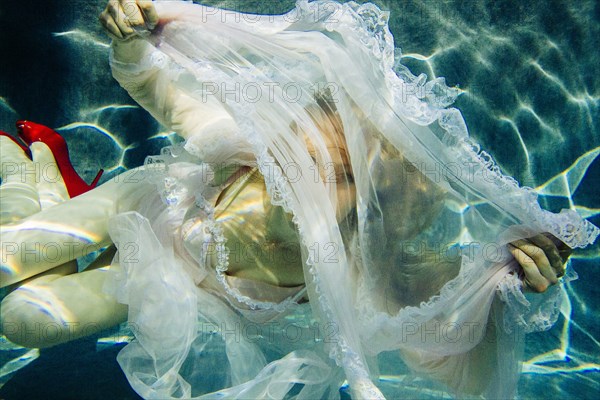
<box><xmin>293</xmin><ymin>89</ymin><xmax>461</xmax><ymax>311</ymax></box>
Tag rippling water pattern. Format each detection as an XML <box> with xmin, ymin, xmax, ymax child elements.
<box><xmin>0</xmin><ymin>0</ymin><xmax>598</xmax><ymax>398</ymax></box>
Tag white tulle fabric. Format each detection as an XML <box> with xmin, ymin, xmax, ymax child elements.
<box><xmin>106</xmin><ymin>1</ymin><xmax>599</xmax><ymax>399</ymax></box>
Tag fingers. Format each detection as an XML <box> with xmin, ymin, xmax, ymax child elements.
<box><xmin>527</xmin><ymin>233</ymin><xmax>566</xmax><ymax>278</ymax></box>
<box><xmin>99</xmin><ymin>4</ymin><xmax>125</xmax><ymax>40</ymax></box>
<box><xmin>511</xmin><ymin>238</ymin><xmax>559</xmax><ymax>285</ymax></box>
<box><xmin>110</xmin><ymin>0</ymin><xmax>135</xmax><ymax>38</ymax></box>
<box><xmin>507</xmin><ymin>243</ymin><xmax>552</xmax><ymax>293</ymax></box>
<box><xmin>99</xmin><ymin>0</ymin><xmax>158</xmax><ymax>41</ymax></box>
<box><xmin>508</xmin><ymin>231</ymin><xmax>574</xmax><ymax>294</ymax></box>
<box><xmin>138</xmin><ymin>0</ymin><xmax>159</xmax><ymax>30</ymax></box>
<box><xmin>122</xmin><ymin>0</ymin><xmax>148</xmax><ymax>33</ymax></box>
<box><xmin>542</xmin><ymin>232</ymin><xmax>573</xmax><ymax>266</ymax></box>
<box><xmin>30</xmin><ymin>142</ymin><xmax>70</xmax><ymax>210</ymax></box>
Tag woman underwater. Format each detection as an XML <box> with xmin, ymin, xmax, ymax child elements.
<box><xmin>1</xmin><ymin>0</ymin><xmax>598</xmax><ymax>398</ymax></box>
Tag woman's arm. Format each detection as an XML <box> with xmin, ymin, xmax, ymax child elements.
<box><xmin>100</xmin><ymin>0</ymin><xmax>239</xmax><ymax>142</ymax></box>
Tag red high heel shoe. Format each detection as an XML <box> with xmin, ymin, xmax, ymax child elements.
<box><xmin>16</xmin><ymin>120</ymin><xmax>104</xmax><ymax>197</ymax></box>
<box><xmin>0</xmin><ymin>130</ymin><xmax>32</xmax><ymax>159</ymax></box>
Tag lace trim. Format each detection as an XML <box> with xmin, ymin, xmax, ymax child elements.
<box><xmin>496</xmin><ymin>264</ymin><xmax>577</xmax><ymax>334</ymax></box>
<box><xmin>289</xmin><ymin>0</ymin><xmax>599</xmax><ymax>364</ymax></box>
<box><xmin>202</xmin><ymin>202</ymin><xmax>303</xmax><ymax>313</ymax></box>
<box><xmin>144</xmin><ymin>142</ymin><xmax>304</xmax><ymax>313</ymax></box>
<box><xmin>123</xmin><ymin>0</ymin><xmax>597</xmax><ymax>390</ymax></box>
<box><xmin>299</xmin><ymin>0</ymin><xmax>599</xmax><ymax>248</ymax></box>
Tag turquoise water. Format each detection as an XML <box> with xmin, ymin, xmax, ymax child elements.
<box><xmin>0</xmin><ymin>0</ymin><xmax>598</xmax><ymax>398</ymax></box>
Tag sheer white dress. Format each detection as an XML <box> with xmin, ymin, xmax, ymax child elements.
<box><xmin>105</xmin><ymin>1</ymin><xmax>599</xmax><ymax>399</ymax></box>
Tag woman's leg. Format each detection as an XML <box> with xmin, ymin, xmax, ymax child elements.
<box><xmin>0</xmin><ymin>133</ymin><xmax>151</xmax><ymax>347</ymax></box>
<box><xmin>1</xmin><ymin>136</ymin><xmax>77</xmax><ymax>287</ymax></box>
<box><xmin>1</xmin><ymin>167</ymin><xmax>155</xmax><ymax>287</ymax></box>
<box><xmin>1</xmin><ymin>245</ymin><xmax>127</xmax><ymax>348</ymax></box>
<box><xmin>0</xmin><ymin>136</ymin><xmax>41</xmax><ymax>224</ymax></box>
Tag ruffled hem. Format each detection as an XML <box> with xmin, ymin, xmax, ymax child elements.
<box><xmin>105</xmin><ymin>0</ymin><xmax>599</xmax><ymax>398</ymax></box>
<box><xmin>142</xmin><ymin>144</ymin><xmax>306</xmax><ymax>316</ymax></box>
